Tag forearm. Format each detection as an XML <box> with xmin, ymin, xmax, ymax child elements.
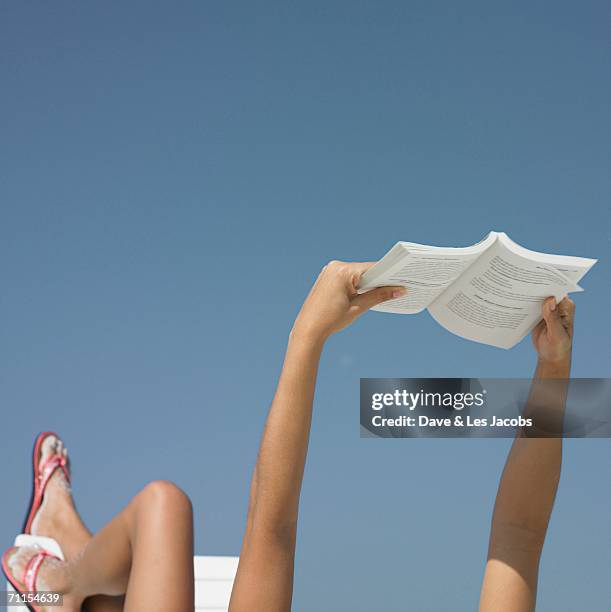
<box><xmin>230</xmin><ymin>261</ymin><xmax>401</xmax><ymax>612</ymax></box>
<box><xmin>480</xmin><ymin>298</ymin><xmax>575</xmax><ymax>611</ymax></box>
<box><xmin>245</xmin><ymin>330</ymin><xmax>324</xmax><ymax>535</ymax></box>
<box><xmin>489</xmin><ymin>358</ymin><xmax>570</xmax><ymax>547</ymax></box>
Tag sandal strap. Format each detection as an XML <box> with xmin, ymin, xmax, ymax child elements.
<box><xmin>38</xmin><ymin>454</ymin><xmax>70</xmax><ymax>494</ymax></box>
<box><xmin>23</xmin><ymin>550</ymin><xmax>55</xmax><ymax>592</ymax></box>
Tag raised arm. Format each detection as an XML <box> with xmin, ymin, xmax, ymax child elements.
<box><xmin>228</xmin><ymin>261</ymin><xmax>405</xmax><ymax>612</ymax></box>
<box><xmin>479</xmin><ymin>297</ymin><xmax>575</xmax><ymax>612</ymax></box>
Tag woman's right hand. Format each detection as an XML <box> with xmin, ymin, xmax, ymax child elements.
<box><xmin>291</xmin><ymin>260</ymin><xmax>407</xmax><ymax>344</ymax></box>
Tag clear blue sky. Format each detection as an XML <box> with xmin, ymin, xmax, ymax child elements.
<box><xmin>2</xmin><ymin>2</ymin><xmax>609</xmax><ymax>610</ymax></box>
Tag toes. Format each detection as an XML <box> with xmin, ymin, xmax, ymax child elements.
<box><xmin>40</xmin><ymin>436</ymin><xmax>57</xmax><ymax>462</ymax></box>
<box><xmin>6</xmin><ymin>548</ymin><xmax>22</xmax><ymax>573</ymax></box>
<box><xmin>5</xmin><ymin>546</ymin><xmax>65</xmax><ymax>594</ymax></box>
<box><xmin>38</xmin><ymin>435</ymin><xmax>70</xmax><ymax>486</ymax></box>
<box><xmin>6</xmin><ymin>546</ymin><xmax>39</xmax><ymax>581</ymax></box>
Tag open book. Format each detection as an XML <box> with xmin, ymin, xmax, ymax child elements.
<box><xmin>358</xmin><ymin>232</ymin><xmax>597</xmax><ymax>349</ymax></box>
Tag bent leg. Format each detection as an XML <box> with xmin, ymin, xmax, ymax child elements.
<box><xmin>23</xmin><ymin>438</ymin><xmax>193</xmax><ymax>610</ymax></box>
<box><xmin>27</xmin><ymin>435</ymin><xmax>124</xmax><ymax>612</ymax></box>
<box><xmin>123</xmin><ymin>480</ymin><xmax>195</xmax><ymax>611</ymax></box>
<box><xmin>72</xmin><ymin>480</ymin><xmax>194</xmax><ymax>611</ymax></box>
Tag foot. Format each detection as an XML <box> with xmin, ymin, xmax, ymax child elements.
<box><xmin>4</xmin><ymin>546</ymin><xmax>82</xmax><ymax>612</ymax></box>
<box><xmin>30</xmin><ymin>435</ymin><xmax>91</xmax><ymax>560</ymax></box>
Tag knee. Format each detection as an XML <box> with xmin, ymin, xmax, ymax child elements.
<box><xmin>139</xmin><ymin>480</ymin><xmax>192</xmax><ymax>517</ymax></box>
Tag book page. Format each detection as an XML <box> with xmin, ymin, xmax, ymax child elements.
<box><xmin>359</xmin><ymin>234</ymin><xmax>496</xmax><ymax>314</ymax></box>
<box><xmin>428</xmin><ymin>241</ymin><xmax>581</xmax><ymax>349</ymax></box>
<box><xmin>498</xmin><ymin>233</ymin><xmax>597</xmax><ymax>284</ymax></box>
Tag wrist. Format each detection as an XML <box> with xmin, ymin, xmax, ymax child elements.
<box><xmin>536</xmin><ymin>355</ymin><xmax>572</xmax><ymax>378</ymax></box>
<box><xmin>289</xmin><ymin>324</ymin><xmax>328</xmax><ymax>352</ymax></box>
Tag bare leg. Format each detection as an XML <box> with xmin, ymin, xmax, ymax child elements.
<box><xmin>74</xmin><ymin>480</ymin><xmax>195</xmax><ymax>611</ymax></box>
<box><xmin>30</xmin><ymin>436</ymin><xmax>124</xmax><ymax>612</ymax></box>
<box><xmin>30</xmin><ymin>436</ymin><xmax>90</xmax><ymax>559</ymax></box>
<box><xmin>8</xmin><ymin>480</ymin><xmax>194</xmax><ymax>612</ymax></box>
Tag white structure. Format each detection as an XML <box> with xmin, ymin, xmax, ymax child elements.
<box><xmin>194</xmin><ymin>555</ymin><xmax>239</xmax><ymax>610</ymax></box>
<box><xmin>6</xmin><ymin>535</ymin><xmax>238</xmax><ymax>612</ymax></box>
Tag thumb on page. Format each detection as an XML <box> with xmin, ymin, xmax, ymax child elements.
<box><xmin>542</xmin><ymin>297</ymin><xmax>564</xmax><ymax>338</ymax></box>
<box><xmin>351</xmin><ymin>286</ymin><xmax>407</xmax><ymax>313</ymax></box>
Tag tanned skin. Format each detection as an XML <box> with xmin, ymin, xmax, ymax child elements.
<box><xmin>227</xmin><ymin>259</ymin><xmax>576</xmax><ymax>612</ymax></box>
<box><xmin>228</xmin><ymin>261</ymin><xmax>405</xmax><ymax>612</ymax></box>
<box><xmin>479</xmin><ymin>296</ymin><xmax>575</xmax><ymax>612</ymax></box>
